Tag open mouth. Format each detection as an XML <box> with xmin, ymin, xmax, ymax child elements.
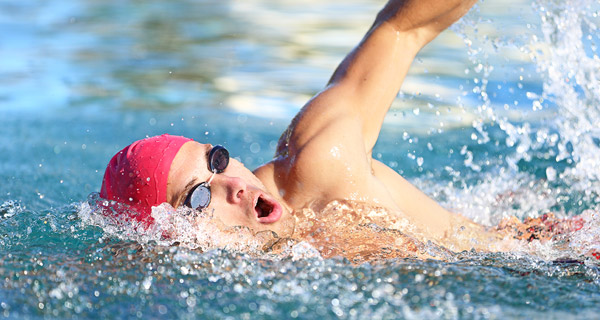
<box><xmin>254</xmin><ymin>195</ymin><xmax>282</xmax><ymax>223</ymax></box>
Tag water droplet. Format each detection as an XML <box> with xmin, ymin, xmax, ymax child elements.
<box><xmin>142</xmin><ymin>276</ymin><xmax>152</xmax><ymax>290</ymax></box>
<box><xmin>250</xmin><ymin>143</ymin><xmax>261</xmax><ymax>154</ymax></box>
<box><xmin>546</xmin><ymin>167</ymin><xmax>557</xmax><ymax>181</ymax></box>
<box><xmin>526</xmin><ymin>92</ymin><xmax>538</xmax><ymax>99</ymax></box>
<box><xmin>474</xmin><ymin>63</ymin><xmax>483</xmax><ymax>73</ymax></box>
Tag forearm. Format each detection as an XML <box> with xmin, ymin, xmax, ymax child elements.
<box><xmin>327</xmin><ymin>0</ymin><xmax>477</xmax><ymax>151</ymax></box>
<box><xmin>278</xmin><ymin>0</ymin><xmax>477</xmax><ymax>158</ymax></box>
<box><xmin>327</xmin><ymin>25</ymin><xmax>420</xmax><ymax>149</ymax></box>
<box><xmin>331</xmin><ymin>0</ymin><xmax>477</xmax><ymax>85</ymax></box>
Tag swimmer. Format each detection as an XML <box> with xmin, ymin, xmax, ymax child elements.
<box><xmin>99</xmin><ymin>0</ymin><xmax>569</xmax><ymax>257</ymax></box>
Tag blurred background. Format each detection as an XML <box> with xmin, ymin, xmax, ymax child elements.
<box><xmin>2</xmin><ymin>0</ymin><xmax>600</xmax><ymax>318</ymax></box>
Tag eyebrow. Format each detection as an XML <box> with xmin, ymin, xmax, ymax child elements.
<box><xmin>177</xmin><ymin>178</ymin><xmax>199</xmax><ymax>208</ymax></box>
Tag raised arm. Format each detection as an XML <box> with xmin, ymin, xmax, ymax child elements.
<box><xmin>278</xmin><ymin>0</ymin><xmax>477</xmax><ymax>155</ymax></box>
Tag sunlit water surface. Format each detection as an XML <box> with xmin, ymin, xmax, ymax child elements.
<box><xmin>2</xmin><ymin>0</ymin><xmax>600</xmax><ymax>318</ymax></box>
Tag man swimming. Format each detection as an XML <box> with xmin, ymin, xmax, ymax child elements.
<box><xmin>99</xmin><ymin>0</ymin><xmax>579</xmax><ymax>259</ymax></box>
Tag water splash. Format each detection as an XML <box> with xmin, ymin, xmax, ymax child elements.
<box><xmin>0</xmin><ymin>200</ymin><xmax>23</xmax><ymax>220</ymax></box>
<box><xmin>438</xmin><ymin>0</ymin><xmax>600</xmax><ymax>228</ymax></box>
<box><xmin>533</xmin><ymin>0</ymin><xmax>600</xmax><ymax>183</ymax></box>
<box><xmin>80</xmin><ymin>193</ymin><xmax>286</xmax><ymax>255</ymax></box>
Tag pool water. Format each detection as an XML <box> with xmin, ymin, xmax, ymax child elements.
<box><xmin>2</xmin><ymin>0</ymin><xmax>600</xmax><ymax>318</ymax></box>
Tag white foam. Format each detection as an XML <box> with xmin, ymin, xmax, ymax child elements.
<box><xmin>79</xmin><ymin>196</ymin><xmax>279</xmax><ymax>255</ymax></box>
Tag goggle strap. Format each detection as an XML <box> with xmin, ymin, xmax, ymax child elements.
<box><xmin>207</xmin><ymin>170</ymin><xmax>217</xmax><ymax>185</ymax></box>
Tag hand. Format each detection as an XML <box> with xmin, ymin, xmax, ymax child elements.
<box><xmin>496</xmin><ymin>213</ymin><xmax>585</xmax><ymax>242</ymax></box>
<box><xmin>378</xmin><ymin>0</ymin><xmax>477</xmax><ymax>46</ymax></box>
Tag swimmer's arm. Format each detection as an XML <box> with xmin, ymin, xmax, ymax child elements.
<box><xmin>329</xmin><ymin>0</ymin><xmax>477</xmax><ymax>150</ymax></box>
<box><xmin>280</xmin><ymin>0</ymin><xmax>476</xmax><ymax>155</ymax></box>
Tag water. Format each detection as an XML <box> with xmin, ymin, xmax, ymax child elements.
<box><xmin>2</xmin><ymin>0</ymin><xmax>600</xmax><ymax>318</ymax></box>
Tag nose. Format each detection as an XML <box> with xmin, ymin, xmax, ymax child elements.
<box><xmin>219</xmin><ymin>176</ymin><xmax>247</xmax><ymax>204</ymax></box>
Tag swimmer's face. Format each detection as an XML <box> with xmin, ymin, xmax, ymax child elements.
<box><xmin>167</xmin><ymin>141</ymin><xmax>294</xmax><ymax>238</ymax></box>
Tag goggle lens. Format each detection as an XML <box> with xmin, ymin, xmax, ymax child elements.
<box><xmin>187</xmin><ymin>182</ymin><xmax>211</xmax><ymax>210</ymax></box>
<box><xmin>209</xmin><ymin>145</ymin><xmax>229</xmax><ymax>173</ymax></box>
<box><xmin>183</xmin><ymin>145</ymin><xmax>230</xmax><ymax>212</ymax></box>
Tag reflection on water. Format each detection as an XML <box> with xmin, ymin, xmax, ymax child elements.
<box><xmin>1</xmin><ymin>0</ymin><xmax>600</xmax><ymax>318</ymax></box>
<box><xmin>1</xmin><ymin>0</ymin><xmax>561</xmax><ymax>120</ymax></box>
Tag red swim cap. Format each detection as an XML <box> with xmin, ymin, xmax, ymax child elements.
<box><xmin>100</xmin><ymin>134</ymin><xmax>193</xmax><ymax>225</ymax></box>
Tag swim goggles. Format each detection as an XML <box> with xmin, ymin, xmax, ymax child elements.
<box><xmin>183</xmin><ymin>145</ymin><xmax>229</xmax><ymax>211</ymax></box>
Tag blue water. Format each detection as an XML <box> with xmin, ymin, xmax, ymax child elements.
<box><xmin>2</xmin><ymin>0</ymin><xmax>600</xmax><ymax>318</ymax></box>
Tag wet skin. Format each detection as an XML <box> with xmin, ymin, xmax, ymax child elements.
<box><xmin>166</xmin><ymin>0</ymin><xmax>483</xmax><ymax>248</ymax></box>
<box><xmin>166</xmin><ymin>141</ymin><xmax>295</xmax><ymax>238</ymax></box>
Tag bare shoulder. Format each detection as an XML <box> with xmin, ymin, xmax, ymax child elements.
<box><xmin>259</xmin><ymin>115</ymin><xmax>374</xmax><ymax>209</ymax></box>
